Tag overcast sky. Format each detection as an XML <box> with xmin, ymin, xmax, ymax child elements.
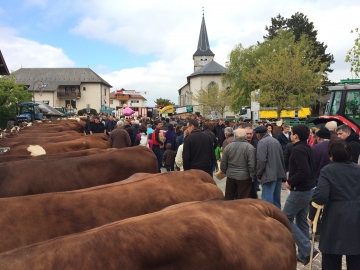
<box><xmin>1</xmin><ymin>0</ymin><xmax>359</xmax><ymax>106</ymax></box>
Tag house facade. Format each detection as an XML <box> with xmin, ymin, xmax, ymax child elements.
<box><xmin>178</xmin><ymin>14</ymin><xmax>234</xmax><ymax>118</ymax></box>
<box><xmin>13</xmin><ymin>68</ymin><xmax>112</xmax><ymax>112</ymax></box>
<box><xmin>109</xmin><ymin>89</ymin><xmax>147</xmax><ymax>108</ymax></box>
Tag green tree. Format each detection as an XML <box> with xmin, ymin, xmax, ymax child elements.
<box><xmin>154</xmin><ymin>98</ymin><xmax>175</xmax><ymax>107</ymax></box>
<box><xmin>345</xmin><ymin>28</ymin><xmax>360</xmax><ymax>78</ymax></box>
<box><xmin>264</xmin><ymin>12</ymin><xmax>334</xmax><ymax>73</ymax></box>
<box><xmin>193</xmin><ymin>83</ymin><xmax>232</xmax><ymax>118</ymax></box>
<box><xmin>244</xmin><ymin>31</ymin><xmax>327</xmax><ymax>120</ymax></box>
<box><xmin>0</xmin><ymin>74</ymin><xmax>33</xmax><ymax>128</ymax></box>
<box><xmin>222</xmin><ymin>43</ymin><xmax>263</xmax><ymax>112</ymax></box>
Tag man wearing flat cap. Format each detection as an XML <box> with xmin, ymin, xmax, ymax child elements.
<box><xmin>255</xmin><ymin>125</ymin><xmax>286</xmax><ymax>209</ymax></box>
<box><xmin>312</xmin><ymin>127</ymin><xmax>331</xmax><ymax>183</ymax></box>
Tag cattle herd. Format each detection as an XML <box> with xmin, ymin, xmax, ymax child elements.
<box><xmin>0</xmin><ymin>119</ymin><xmax>297</xmax><ymax>269</ymax></box>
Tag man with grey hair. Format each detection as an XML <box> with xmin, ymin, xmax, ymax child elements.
<box><xmin>325</xmin><ymin>120</ymin><xmax>338</xmax><ymax>140</ymax></box>
<box><xmin>222</xmin><ymin>127</ymin><xmax>235</xmax><ymax>149</ymax></box>
<box><xmin>109</xmin><ymin>120</ymin><xmax>131</xmax><ymax>149</ymax></box>
<box><xmin>220</xmin><ymin>128</ymin><xmax>256</xmax><ymax>200</ymax></box>
<box><xmin>336</xmin><ymin>124</ymin><xmax>360</xmax><ymax>163</ymax></box>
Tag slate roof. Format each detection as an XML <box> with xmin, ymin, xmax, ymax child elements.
<box><xmin>0</xmin><ymin>50</ymin><xmax>10</xmax><ymax>75</ymax></box>
<box><xmin>193</xmin><ymin>15</ymin><xmax>214</xmax><ymax>57</ymax></box>
<box><xmin>188</xmin><ymin>60</ymin><xmax>228</xmax><ymax>78</ymax></box>
<box><xmin>12</xmin><ymin>68</ymin><xmax>112</xmax><ymax>92</ymax></box>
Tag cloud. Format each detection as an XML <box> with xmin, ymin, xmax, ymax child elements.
<box><xmin>0</xmin><ymin>27</ymin><xmax>75</xmax><ymax>72</ymax></box>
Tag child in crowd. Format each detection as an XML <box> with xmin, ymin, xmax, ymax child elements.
<box><xmin>162</xmin><ymin>143</ymin><xmax>176</xmax><ymax>171</ymax></box>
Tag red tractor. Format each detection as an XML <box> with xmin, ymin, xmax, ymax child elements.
<box><xmin>309</xmin><ymin>83</ymin><xmax>360</xmax><ymax>134</ymax></box>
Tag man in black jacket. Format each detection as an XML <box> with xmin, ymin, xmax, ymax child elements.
<box><xmin>214</xmin><ymin>119</ymin><xmax>226</xmax><ymax>147</ymax></box>
<box><xmin>336</xmin><ymin>124</ymin><xmax>360</xmax><ymax>163</ymax></box>
<box><xmin>276</xmin><ymin>124</ymin><xmax>291</xmax><ymax>151</ymax></box>
<box><xmin>183</xmin><ymin>119</ymin><xmax>216</xmax><ymax>176</ymax></box>
<box><xmin>283</xmin><ymin>124</ymin><xmax>319</xmax><ymax>267</ymax></box>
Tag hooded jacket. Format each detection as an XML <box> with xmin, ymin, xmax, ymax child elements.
<box><xmin>346</xmin><ymin>132</ymin><xmax>360</xmax><ymax>163</ymax></box>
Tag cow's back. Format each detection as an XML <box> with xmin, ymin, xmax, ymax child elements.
<box><xmin>0</xmin><ymin>146</ymin><xmax>157</xmax><ymax>197</ymax></box>
<box><xmin>0</xmin><ymin>199</ymin><xmax>296</xmax><ymax>270</ymax></box>
<box><xmin>0</xmin><ymin>170</ymin><xmax>223</xmax><ymax>253</ymax></box>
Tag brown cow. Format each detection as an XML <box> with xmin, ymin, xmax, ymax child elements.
<box><xmin>0</xmin><ymin>170</ymin><xmax>223</xmax><ymax>253</ymax></box>
<box><xmin>16</xmin><ymin>120</ymin><xmax>85</xmax><ymax>133</ymax></box>
<box><xmin>0</xmin><ymin>148</ymin><xmax>115</xmax><ymax>164</ymax></box>
<box><xmin>2</xmin><ymin>133</ymin><xmax>110</xmax><ymax>156</ymax></box>
<box><xmin>0</xmin><ymin>199</ymin><xmax>296</xmax><ymax>269</ymax></box>
<box><xmin>0</xmin><ymin>133</ymin><xmax>85</xmax><ymax>148</ymax></box>
<box><xmin>0</xmin><ymin>146</ymin><xmax>157</xmax><ymax>198</ymax></box>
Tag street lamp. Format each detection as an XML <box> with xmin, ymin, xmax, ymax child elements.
<box><xmin>32</xmin><ymin>80</ymin><xmax>47</xmax><ymax>102</ymax></box>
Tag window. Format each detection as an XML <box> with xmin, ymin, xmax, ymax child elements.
<box><xmin>83</xmin><ymin>87</ymin><xmax>86</xmax><ymax>91</ymax></box>
<box><xmin>345</xmin><ymin>90</ymin><xmax>360</xmax><ymax>126</ymax></box>
<box><xmin>329</xmin><ymin>91</ymin><xmax>342</xmax><ymax>115</ymax></box>
<box><xmin>109</xmin><ymin>100</ymin><xmax>113</xmax><ymax>105</ymax></box>
<box><xmin>65</xmin><ymin>100</ymin><xmax>76</xmax><ymax>109</ymax></box>
<box><xmin>131</xmin><ymin>100</ymin><xmax>139</xmax><ymax>103</ymax></box>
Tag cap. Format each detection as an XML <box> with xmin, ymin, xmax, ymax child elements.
<box><xmin>316</xmin><ymin>127</ymin><xmax>331</xmax><ymax>139</ymax></box>
<box><xmin>254</xmin><ymin>126</ymin><xmax>267</xmax><ymax>133</ymax></box>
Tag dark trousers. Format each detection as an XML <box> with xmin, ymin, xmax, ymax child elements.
<box><xmin>152</xmin><ymin>145</ymin><xmax>163</xmax><ymax>173</ymax></box>
<box><xmin>225</xmin><ymin>177</ymin><xmax>252</xmax><ymax>200</ymax></box>
<box><xmin>166</xmin><ymin>164</ymin><xmax>174</xmax><ymax>171</ymax></box>
<box><xmin>322</xmin><ymin>253</ymin><xmax>360</xmax><ymax>270</ymax></box>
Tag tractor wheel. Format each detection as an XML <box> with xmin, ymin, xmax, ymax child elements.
<box><xmin>6</xmin><ymin>120</ymin><xmax>15</xmax><ymax>130</ymax></box>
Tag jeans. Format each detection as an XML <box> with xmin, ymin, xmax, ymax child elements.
<box><xmin>152</xmin><ymin>146</ymin><xmax>163</xmax><ymax>173</ymax></box>
<box><xmin>261</xmin><ymin>178</ymin><xmax>282</xmax><ymax>209</ymax></box>
<box><xmin>283</xmin><ymin>189</ymin><xmax>316</xmax><ymax>263</ymax></box>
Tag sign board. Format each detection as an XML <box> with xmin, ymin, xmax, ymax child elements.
<box><xmin>86</xmin><ymin>109</ymin><xmax>90</xmax><ymax>113</ymax></box>
<box><xmin>175</xmin><ymin>106</ymin><xmax>193</xmax><ymax>114</ymax></box>
<box><xmin>251</xmin><ymin>90</ymin><xmax>260</xmax><ymax>111</ymax></box>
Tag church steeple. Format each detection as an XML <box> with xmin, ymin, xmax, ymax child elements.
<box><xmin>193</xmin><ymin>11</ymin><xmax>215</xmax><ymax>72</ymax></box>
<box><xmin>193</xmin><ymin>12</ymin><xmax>215</xmax><ymax>58</ymax></box>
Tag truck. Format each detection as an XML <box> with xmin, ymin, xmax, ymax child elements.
<box><xmin>6</xmin><ymin>101</ymin><xmax>64</xmax><ymax>129</ymax></box>
<box><xmin>54</xmin><ymin>107</ymin><xmax>75</xmax><ymax>117</ymax></box>
<box><xmin>308</xmin><ymin>83</ymin><xmax>360</xmax><ymax>133</ymax></box>
<box><xmin>238</xmin><ymin>106</ymin><xmax>311</xmax><ymax>122</ymax></box>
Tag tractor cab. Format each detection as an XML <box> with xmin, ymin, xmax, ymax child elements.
<box><xmin>309</xmin><ymin>84</ymin><xmax>360</xmax><ymax>133</ymax></box>
<box><xmin>16</xmin><ymin>102</ymin><xmax>43</xmax><ymax>123</ymax></box>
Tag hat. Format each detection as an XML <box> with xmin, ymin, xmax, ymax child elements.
<box><xmin>254</xmin><ymin>126</ymin><xmax>267</xmax><ymax>133</ymax></box>
<box><xmin>316</xmin><ymin>127</ymin><xmax>330</xmax><ymax>139</ymax></box>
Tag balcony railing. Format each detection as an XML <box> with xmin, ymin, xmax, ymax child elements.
<box><xmin>57</xmin><ymin>90</ymin><xmax>81</xmax><ymax>99</ymax></box>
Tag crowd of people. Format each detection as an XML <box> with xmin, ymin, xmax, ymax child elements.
<box><xmin>84</xmin><ymin>113</ymin><xmax>360</xmax><ymax>269</ymax></box>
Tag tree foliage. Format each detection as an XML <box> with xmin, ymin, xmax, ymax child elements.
<box><xmin>345</xmin><ymin>28</ymin><xmax>360</xmax><ymax>78</ymax></box>
<box><xmin>264</xmin><ymin>12</ymin><xmax>334</xmax><ymax>73</ymax></box>
<box><xmin>0</xmin><ymin>74</ymin><xmax>33</xmax><ymax>128</ymax></box>
<box><xmin>224</xmin><ymin>31</ymin><xmax>327</xmax><ymax>120</ymax></box>
<box><xmin>222</xmin><ymin>44</ymin><xmax>263</xmax><ymax>112</ymax></box>
<box><xmin>154</xmin><ymin>98</ymin><xmax>175</xmax><ymax>107</ymax></box>
<box><xmin>193</xmin><ymin>83</ymin><xmax>232</xmax><ymax>118</ymax></box>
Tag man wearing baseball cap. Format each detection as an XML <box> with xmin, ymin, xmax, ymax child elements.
<box><xmin>313</xmin><ymin>127</ymin><xmax>332</xmax><ymax>183</ymax></box>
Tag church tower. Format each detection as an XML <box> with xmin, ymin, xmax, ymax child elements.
<box><xmin>193</xmin><ymin>13</ymin><xmax>215</xmax><ymax>72</ymax></box>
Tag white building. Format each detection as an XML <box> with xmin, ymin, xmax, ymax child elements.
<box><xmin>13</xmin><ymin>68</ymin><xmax>112</xmax><ymax>112</ymax></box>
<box><xmin>178</xmin><ymin>14</ymin><xmax>234</xmax><ymax>118</ymax></box>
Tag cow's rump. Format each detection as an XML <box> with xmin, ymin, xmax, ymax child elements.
<box><xmin>0</xmin><ymin>199</ymin><xmax>296</xmax><ymax>270</ymax></box>
<box><xmin>0</xmin><ymin>170</ymin><xmax>223</xmax><ymax>253</ymax></box>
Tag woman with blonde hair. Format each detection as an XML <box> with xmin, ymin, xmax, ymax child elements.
<box><xmin>175</xmin><ymin>129</ymin><xmax>189</xmax><ymax>171</ymax></box>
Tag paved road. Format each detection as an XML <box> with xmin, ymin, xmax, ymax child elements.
<box><xmin>213</xmin><ymin>176</ymin><xmax>347</xmax><ymax>270</ymax></box>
